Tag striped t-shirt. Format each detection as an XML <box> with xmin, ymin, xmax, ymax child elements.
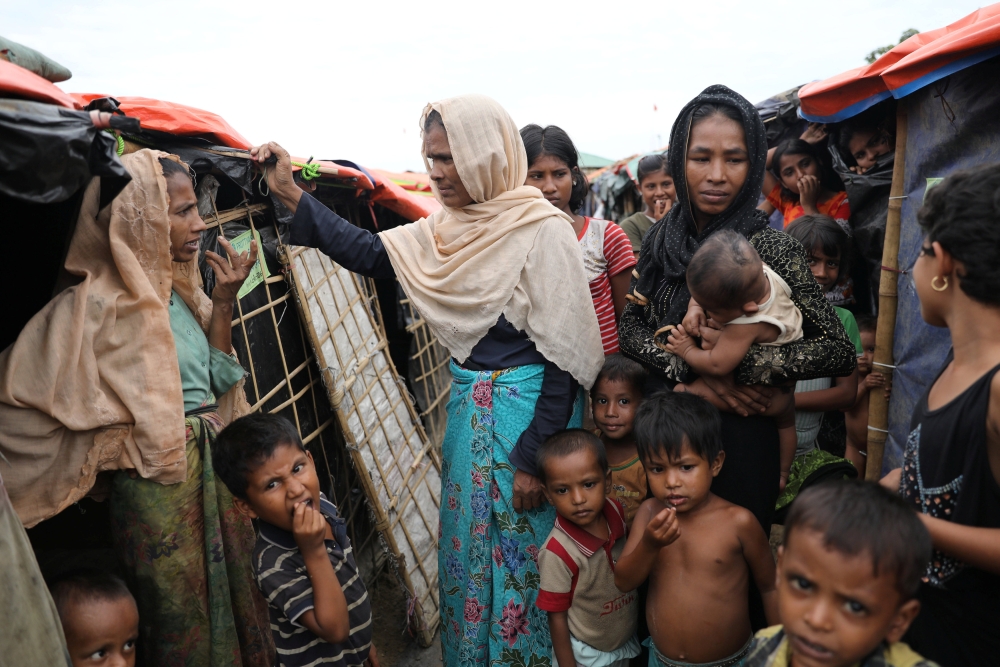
<box><xmin>577</xmin><ymin>218</ymin><xmax>637</xmax><ymax>355</ymax></box>
<box><xmin>254</xmin><ymin>496</ymin><xmax>372</xmax><ymax>667</ymax></box>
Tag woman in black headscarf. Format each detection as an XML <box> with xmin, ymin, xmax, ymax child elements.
<box><xmin>618</xmin><ymin>85</ymin><xmax>856</xmax><ymax>530</ymax></box>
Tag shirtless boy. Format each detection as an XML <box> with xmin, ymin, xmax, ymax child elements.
<box><xmin>615</xmin><ymin>391</ymin><xmax>778</xmax><ymax>667</ymax></box>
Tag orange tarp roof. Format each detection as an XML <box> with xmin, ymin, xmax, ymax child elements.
<box><xmin>0</xmin><ymin>59</ymin><xmax>79</xmax><ymax>108</ymax></box>
<box><xmin>800</xmin><ymin>4</ymin><xmax>1000</xmax><ymax>122</ymax></box>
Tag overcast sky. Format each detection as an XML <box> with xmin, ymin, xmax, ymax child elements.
<box><xmin>4</xmin><ymin>0</ymin><xmax>988</xmax><ymax>171</ymax></box>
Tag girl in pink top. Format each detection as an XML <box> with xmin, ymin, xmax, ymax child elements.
<box><xmin>520</xmin><ymin>124</ymin><xmax>636</xmax><ymax>355</ymax></box>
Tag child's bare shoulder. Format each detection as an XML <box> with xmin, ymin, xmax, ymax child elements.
<box><xmin>706</xmin><ymin>494</ymin><xmax>757</xmax><ymax>529</ymax></box>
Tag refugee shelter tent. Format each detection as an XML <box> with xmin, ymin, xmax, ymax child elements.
<box><xmin>586</xmin><ymin>147</ymin><xmax>667</xmax><ymax>221</ymax></box>
<box><xmin>5</xmin><ymin>86</ymin><xmax>444</xmax><ymax>644</ymax></box>
<box><xmin>799</xmin><ymin>4</ymin><xmax>1000</xmax><ymax>475</ymax></box>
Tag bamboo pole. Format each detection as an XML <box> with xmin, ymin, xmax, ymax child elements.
<box><xmin>866</xmin><ymin>101</ymin><xmax>908</xmax><ymax>481</ymax></box>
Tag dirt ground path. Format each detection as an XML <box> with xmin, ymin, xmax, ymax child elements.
<box><xmin>369</xmin><ymin>572</ymin><xmax>442</xmax><ymax>667</ymax></box>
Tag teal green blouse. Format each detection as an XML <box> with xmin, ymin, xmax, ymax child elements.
<box><xmin>169</xmin><ymin>290</ymin><xmax>246</xmax><ymax>412</ymax></box>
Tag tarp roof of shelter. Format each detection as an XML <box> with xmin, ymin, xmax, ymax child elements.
<box><xmin>799</xmin><ymin>4</ymin><xmax>1000</xmax><ymax>123</ymax></box>
<box><xmin>71</xmin><ymin>94</ymin><xmax>251</xmax><ymax>148</ymax></box>
<box><xmin>588</xmin><ymin>146</ymin><xmax>668</xmax><ymax>183</ymax></box>
<box><xmin>0</xmin><ymin>59</ymin><xmax>79</xmax><ymax>108</ymax></box>
<box><xmin>65</xmin><ymin>94</ymin><xmax>437</xmax><ymax>221</ymax></box>
<box><xmin>578</xmin><ymin>152</ymin><xmax>614</xmax><ymax>169</ymax></box>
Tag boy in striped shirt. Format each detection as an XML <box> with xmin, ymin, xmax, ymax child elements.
<box><xmin>214</xmin><ymin>414</ymin><xmax>378</xmax><ymax>667</ymax></box>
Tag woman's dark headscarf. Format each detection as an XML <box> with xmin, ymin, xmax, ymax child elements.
<box><xmin>633</xmin><ymin>85</ymin><xmax>770</xmax><ymax>328</ymax></box>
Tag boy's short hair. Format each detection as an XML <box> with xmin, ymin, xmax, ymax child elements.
<box><xmin>633</xmin><ymin>391</ymin><xmax>722</xmax><ymax>463</ymax></box>
<box><xmin>49</xmin><ymin>568</ymin><xmax>134</xmax><ymax>616</ymax></box>
<box><xmin>591</xmin><ymin>353</ymin><xmax>648</xmax><ymax>397</ymax></box>
<box><xmin>536</xmin><ymin>429</ymin><xmax>608</xmax><ymax>484</ymax></box>
<box><xmin>784</xmin><ymin>480</ymin><xmax>932</xmax><ymax>600</ymax></box>
<box><xmin>213</xmin><ymin>413</ymin><xmax>305</xmax><ymax>499</ymax></box>
<box><xmin>855</xmin><ymin>314</ymin><xmax>877</xmax><ymax>334</ymax></box>
<box><xmin>687</xmin><ymin>230</ymin><xmax>762</xmax><ymax>308</ymax></box>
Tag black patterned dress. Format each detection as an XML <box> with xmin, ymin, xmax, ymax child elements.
<box><xmin>900</xmin><ymin>354</ymin><xmax>1000</xmax><ymax>667</ymax></box>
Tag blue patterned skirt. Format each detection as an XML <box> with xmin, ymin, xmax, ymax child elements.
<box><xmin>439</xmin><ymin>362</ymin><xmax>584</xmax><ymax>667</ymax></box>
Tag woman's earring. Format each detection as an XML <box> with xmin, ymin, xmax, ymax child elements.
<box><xmin>572</xmin><ymin>179</ymin><xmax>578</xmax><ymax>186</ymax></box>
<box><xmin>931</xmin><ymin>276</ymin><xmax>949</xmax><ymax>292</ymax></box>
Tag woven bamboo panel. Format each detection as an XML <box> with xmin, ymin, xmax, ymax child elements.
<box><xmin>400</xmin><ymin>295</ymin><xmax>451</xmax><ymax>451</ymax></box>
<box><xmin>208</xmin><ymin>205</ymin><xmax>384</xmax><ymax>578</ymax></box>
<box><xmin>286</xmin><ymin>245</ymin><xmax>441</xmax><ymax>646</ymax></box>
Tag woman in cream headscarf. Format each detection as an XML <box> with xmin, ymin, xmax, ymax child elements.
<box><xmin>252</xmin><ymin>94</ymin><xmax>603</xmax><ymax>666</ymax></box>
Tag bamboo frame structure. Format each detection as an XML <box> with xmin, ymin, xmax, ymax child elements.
<box><xmin>206</xmin><ymin>203</ymin><xmax>386</xmax><ymax>577</ymax></box>
<box><xmin>400</xmin><ymin>295</ymin><xmax>451</xmax><ymax>451</ymax></box>
<box><xmin>284</xmin><ymin>244</ymin><xmax>441</xmax><ymax>647</ymax></box>
<box><xmin>866</xmin><ymin>101</ymin><xmax>908</xmax><ymax>480</ymax></box>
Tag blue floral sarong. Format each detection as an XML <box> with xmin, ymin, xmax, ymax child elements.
<box><xmin>439</xmin><ymin>362</ymin><xmax>584</xmax><ymax>667</ymax></box>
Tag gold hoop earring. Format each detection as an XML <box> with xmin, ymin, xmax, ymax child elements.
<box><xmin>932</xmin><ymin>276</ymin><xmax>949</xmax><ymax>292</ymax></box>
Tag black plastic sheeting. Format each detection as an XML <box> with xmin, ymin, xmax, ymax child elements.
<box><xmin>830</xmin><ymin>146</ymin><xmax>894</xmax><ymax>313</ymax></box>
<box><xmin>0</xmin><ymin>99</ymin><xmax>131</xmax><ymax>206</ymax></box>
<box><xmin>883</xmin><ymin>55</ymin><xmax>1000</xmax><ymax>472</ymax></box>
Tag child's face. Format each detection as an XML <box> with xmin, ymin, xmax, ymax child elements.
<box><xmin>777</xmin><ymin>153</ymin><xmax>819</xmax><ymax>196</ymax></box>
<box><xmin>777</xmin><ymin>528</ymin><xmax>920</xmax><ymax>667</ymax></box>
<box><xmin>541</xmin><ymin>448</ymin><xmax>610</xmax><ymax>531</ymax></box>
<box><xmin>642</xmin><ymin>439</ymin><xmax>723</xmax><ymax>513</ymax></box>
<box><xmin>858</xmin><ymin>330</ymin><xmax>876</xmax><ymax>375</ymax></box>
<box><xmin>640</xmin><ymin>170</ymin><xmax>676</xmax><ymax>215</ymax></box>
<box><xmin>847</xmin><ymin>130</ymin><xmax>892</xmax><ymax>172</ymax></box>
<box><xmin>807</xmin><ymin>248</ymin><xmax>841</xmax><ymax>289</ymax></box>
<box><xmin>592</xmin><ymin>378</ymin><xmax>641</xmax><ymax>441</ymax></box>
<box><xmin>526</xmin><ymin>154</ymin><xmax>575</xmax><ymax>216</ymax></box>
<box><xmin>235</xmin><ymin>442</ymin><xmax>322</xmax><ymax>532</ymax></box>
<box><xmin>61</xmin><ymin>595</ymin><xmax>139</xmax><ymax>667</ymax></box>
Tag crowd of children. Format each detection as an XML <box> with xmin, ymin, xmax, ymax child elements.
<box><xmin>32</xmin><ymin>93</ymin><xmax>1000</xmax><ymax>667</ymax></box>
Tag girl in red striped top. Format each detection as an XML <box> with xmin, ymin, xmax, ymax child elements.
<box><xmin>520</xmin><ymin>124</ymin><xmax>636</xmax><ymax>355</ymax></box>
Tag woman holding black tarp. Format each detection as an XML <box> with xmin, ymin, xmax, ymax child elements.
<box><xmin>251</xmin><ymin>94</ymin><xmax>603</xmax><ymax>667</ymax></box>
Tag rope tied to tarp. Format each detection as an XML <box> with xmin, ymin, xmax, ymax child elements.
<box><xmin>104</xmin><ymin>129</ymin><xmax>125</xmax><ymax>156</ymax></box>
<box><xmin>291</xmin><ymin>157</ymin><xmax>321</xmax><ymax>181</ymax></box>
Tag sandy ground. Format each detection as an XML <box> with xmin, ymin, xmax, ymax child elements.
<box><xmin>369</xmin><ymin>572</ymin><xmax>442</xmax><ymax>667</ymax></box>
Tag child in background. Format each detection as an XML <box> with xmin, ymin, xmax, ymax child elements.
<box><xmin>845</xmin><ymin>315</ymin><xmax>888</xmax><ymax>476</ymax></box>
<box><xmin>665</xmin><ymin>230</ymin><xmax>799</xmax><ymax>490</ymax></box>
<box><xmin>619</xmin><ymin>153</ymin><xmax>676</xmax><ymax>260</ymax></box>
<box><xmin>746</xmin><ymin>480</ymin><xmax>935</xmax><ymax>667</ymax></box>
<box><xmin>785</xmin><ymin>214</ymin><xmax>856</xmax><ymax>309</ymax></box>
<box><xmin>49</xmin><ymin>569</ymin><xmax>140</xmax><ymax>667</ymax></box>
<box><xmin>837</xmin><ymin>117</ymin><xmax>895</xmax><ymax>175</ymax></box>
<box><xmin>536</xmin><ymin>430</ymin><xmax>640</xmax><ymax>667</ymax></box>
<box><xmin>213</xmin><ymin>414</ymin><xmax>378</xmax><ymax>667</ymax></box>
<box><xmin>591</xmin><ymin>353</ymin><xmax>648</xmax><ymax>527</ymax></box>
<box><xmin>784</xmin><ymin>214</ymin><xmax>861</xmax><ymax>457</ymax></box>
<box><xmin>616</xmin><ymin>392</ymin><xmax>778</xmax><ymax>667</ymax></box>
<box><xmin>760</xmin><ymin>139</ymin><xmax>850</xmax><ymax>230</ymax></box>
<box><xmin>521</xmin><ymin>124</ymin><xmax>636</xmax><ymax>354</ymax></box>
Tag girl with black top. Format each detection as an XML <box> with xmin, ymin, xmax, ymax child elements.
<box><xmin>618</xmin><ymin>85</ymin><xmax>857</xmax><ymax>531</ymax></box>
<box><xmin>881</xmin><ymin>164</ymin><xmax>1000</xmax><ymax>667</ymax></box>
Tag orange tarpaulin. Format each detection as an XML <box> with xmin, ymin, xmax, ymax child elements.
<box><xmin>70</xmin><ymin>94</ymin><xmax>251</xmax><ymax>148</ymax></box>
<box><xmin>0</xmin><ymin>59</ymin><xmax>78</xmax><ymax>108</ymax></box>
<box><xmin>61</xmin><ymin>93</ymin><xmax>436</xmax><ymax>222</ymax></box>
<box><xmin>800</xmin><ymin>4</ymin><xmax>1000</xmax><ymax>122</ymax></box>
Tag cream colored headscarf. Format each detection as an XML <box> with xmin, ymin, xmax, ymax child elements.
<box><xmin>0</xmin><ymin>150</ymin><xmax>250</xmax><ymax>527</ymax></box>
<box><xmin>379</xmin><ymin>94</ymin><xmax>603</xmax><ymax>387</ymax></box>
